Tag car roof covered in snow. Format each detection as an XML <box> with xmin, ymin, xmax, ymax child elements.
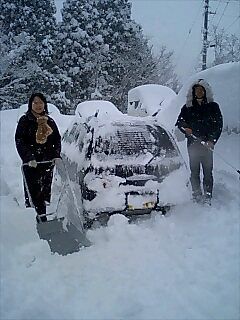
<box><xmin>75</xmin><ymin>100</ymin><xmax>123</xmax><ymax>121</ymax></box>
<box><xmin>67</xmin><ymin>105</ymin><xmax>171</xmax><ymax>142</ymax></box>
<box><xmin>128</xmin><ymin>84</ymin><xmax>176</xmax><ymax>117</ymax></box>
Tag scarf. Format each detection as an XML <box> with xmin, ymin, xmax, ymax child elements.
<box><xmin>32</xmin><ymin>111</ymin><xmax>53</xmax><ymax>144</ymax></box>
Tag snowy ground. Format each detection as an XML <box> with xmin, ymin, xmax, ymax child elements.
<box><xmin>0</xmin><ymin>106</ymin><xmax>240</xmax><ymax>319</ymax></box>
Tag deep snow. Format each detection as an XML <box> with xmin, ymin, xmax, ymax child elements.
<box><xmin>0</xmin><ymin>63</ymin><xmax>240</xmax><ymax>320</ymax></box>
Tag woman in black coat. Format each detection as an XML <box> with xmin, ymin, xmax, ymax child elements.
<box><xmin>15</xmin><ymin>93</ymin><xmax>61</xmax><ymax>222</ymax></box>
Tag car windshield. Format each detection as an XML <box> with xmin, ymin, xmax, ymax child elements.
<box><xmin>94</xmin><ymin>123</ymin><xmax>175</xmax><ymax>158</ymax></box>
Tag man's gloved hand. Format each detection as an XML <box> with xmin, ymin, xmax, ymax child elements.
<box><xmin>28</xmin><ymin>160</ymin><xmax>37</xmax><ymax>168</ymax></box>
<box><xmin>184</xmin><ymin>128</ymin><xmax>193</xmax><ymax>136</ymax></box>
<box><xmin>205</xmin><ymin>141</ymin><xmax>214</xmax><ymax>150</ymax></box>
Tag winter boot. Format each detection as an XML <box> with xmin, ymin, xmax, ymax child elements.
<box><xmin>192</xmin><ymin>191</ymin><xmax>203</xmax><ymax>204</ymax></box>
<box><xmin>203</xmin><ymin>192</ymin><xmax>212</xmax><ymax>206</ymax></box>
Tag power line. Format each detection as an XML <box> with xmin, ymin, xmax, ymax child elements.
<box><xmin>208</xmin><ymin>0</ymin><xmax>223</xmax><ymax>26</ymax></box>
<box><xmin>175</xmin><ymin>0</ymin><xmax>203</xmax><ymax>63</ymax></box>
<box><xmin>215</xmin><ymin>0</ymin><xmax>230</xmax><ymax>29</ymax></box>
<box><xmin>208</xmin><ymin>0</ymin><xmax>239</xmax><ymax>35</ymax></box>
<box><xmin>225</xmin><ymin>15</ymin><xmax>240</xmax><ymax>31</ymax></box>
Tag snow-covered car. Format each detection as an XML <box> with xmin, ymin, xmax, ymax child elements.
<box><xmin>61</xmin><ymin>101</ymin><xmax>191</xmax><ymax>225</ymax></box>
<box><xmin>128</xmin><ymin>84</ymin><xmax>176</xmax><ymax>117</ymax></box>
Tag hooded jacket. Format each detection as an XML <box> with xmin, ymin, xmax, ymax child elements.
<box><xmin>175</xmin><ymin>79</ymin><xmax>223</xmax><ymax>146</ymax></box>
<box><xmin>15</xmin><ymin>111</ymin><xmax>61</xmax><ymax>163</ymax></box>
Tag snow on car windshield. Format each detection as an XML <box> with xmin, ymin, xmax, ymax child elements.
<box><xmin>93</xmin><ymin>122</ymin><xmax>176</xmax><ymax>160</ymax></box>
<box><xmin>94</xmin><ymin>123</ymin><xmax>156</xmax><ymax>157</ymax></box>
<box><xmin>90</xmin><ymin>121</ymin><xmax>182</xmax><ymax>177</ymax></box>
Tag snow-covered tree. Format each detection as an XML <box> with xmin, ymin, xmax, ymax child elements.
<box><xmin>0</xmin><ymin>29</ymin><xmax>32</xmax><ymax>108</ymax></box>
<box><xmin>56</xmin><ymin>0</ymin><xmax>102</xmax><ymax>112</ymax></box>
<box><xmin>57</xmin><ymin>0</ymin><xmax>167</xmax><ymax>112</ymax></box>
<box><xmin>96</xmin><ymin>1</ymin><xmax>180</xmax><ymax>110</ymax></box>
<box><xmin>210</xmin><ymin>26</ymin><xmax>240</xmax><ymax>66</ymax></box>
<box><xmin>155</xmin><ymin>46</ymin><xmax>180</xmax><ymax>93</ymax></box>
<box><xmin>0</xmin><ymin>0</ymin><xmax>68</xmax><ymax>111</ymax></box>
<box><xmin>103</xmin><ymin>34</ymin><xmax>160</xmax><ymax>111</ymax></box>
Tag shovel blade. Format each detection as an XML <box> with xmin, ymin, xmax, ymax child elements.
<box><xmin>36</xmin><ymin>218</ymin><xmax>91</xmax><ymax>256</ymax></box>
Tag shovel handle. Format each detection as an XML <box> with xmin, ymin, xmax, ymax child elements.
<box><xmin>181</xmin><ymin>127</ymin><xmax>240</xmax><ymax>174</ymax></box>
<box><xmin>180</xmin><ymin>127</ymin><xmax>213</xmax><ymax>151</ymax></box>
<box><xmin>22</xmin><ymin>159</ymin><xmax>55</xmax><ymax>166</ymax></box>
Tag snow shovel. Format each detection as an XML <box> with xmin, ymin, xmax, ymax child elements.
<box><xmin>36</xmin><ymin>217</ymin><xmax>90</xmax><ymax>255</ymax></box>
<box><xmin>22</xmin><ymin>160</ymin><xmax>91</xmax><ymax>255</ymax></box>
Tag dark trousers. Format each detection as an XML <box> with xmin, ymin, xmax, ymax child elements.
<box><xmin>23</xmin><ymin>164</ymin><xmax>54</xmax><ymax>216</ymax></box>
<box><xmin>188</xmin><ymin>142</ymin><xmax>213</xmax><ymax>197</ymax></box>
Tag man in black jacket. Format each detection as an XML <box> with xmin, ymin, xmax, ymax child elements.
<box><xmin>175</xmin><ymin>79</ymin><xmax>223</xmax><ymax>205</ymax></box>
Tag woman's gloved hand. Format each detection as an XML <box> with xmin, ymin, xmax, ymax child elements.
<box><xmin>28</xmin><ymin>160</ymin><xmax>37</xmax><ymax>168</ymax></box>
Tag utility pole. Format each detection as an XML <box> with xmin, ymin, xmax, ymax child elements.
<box><xmin>202</xmin><ymin>0</ymin><xmax>209</xmax><ymax>70</ymax></box>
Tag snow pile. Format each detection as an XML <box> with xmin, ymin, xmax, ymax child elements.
<box><xmin>128</xmin><ymin>84</ymin><xmax>176</xmax><ymax>117</ymax></box>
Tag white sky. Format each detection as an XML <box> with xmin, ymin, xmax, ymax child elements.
<box><xmin>54</xmin><ymin>0</ymin><xmax>240</xmax><ymax>82</ymax></box>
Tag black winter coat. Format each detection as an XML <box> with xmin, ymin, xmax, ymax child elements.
<box><xmin>175</xmin><ymin>101</ymin><xmax>223</xmax><ymax>146</ymax></box>
<box><xmin>15</xmin><ymin>111</ymin><xmax>61</xmax><ymax>163</ymax></box>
